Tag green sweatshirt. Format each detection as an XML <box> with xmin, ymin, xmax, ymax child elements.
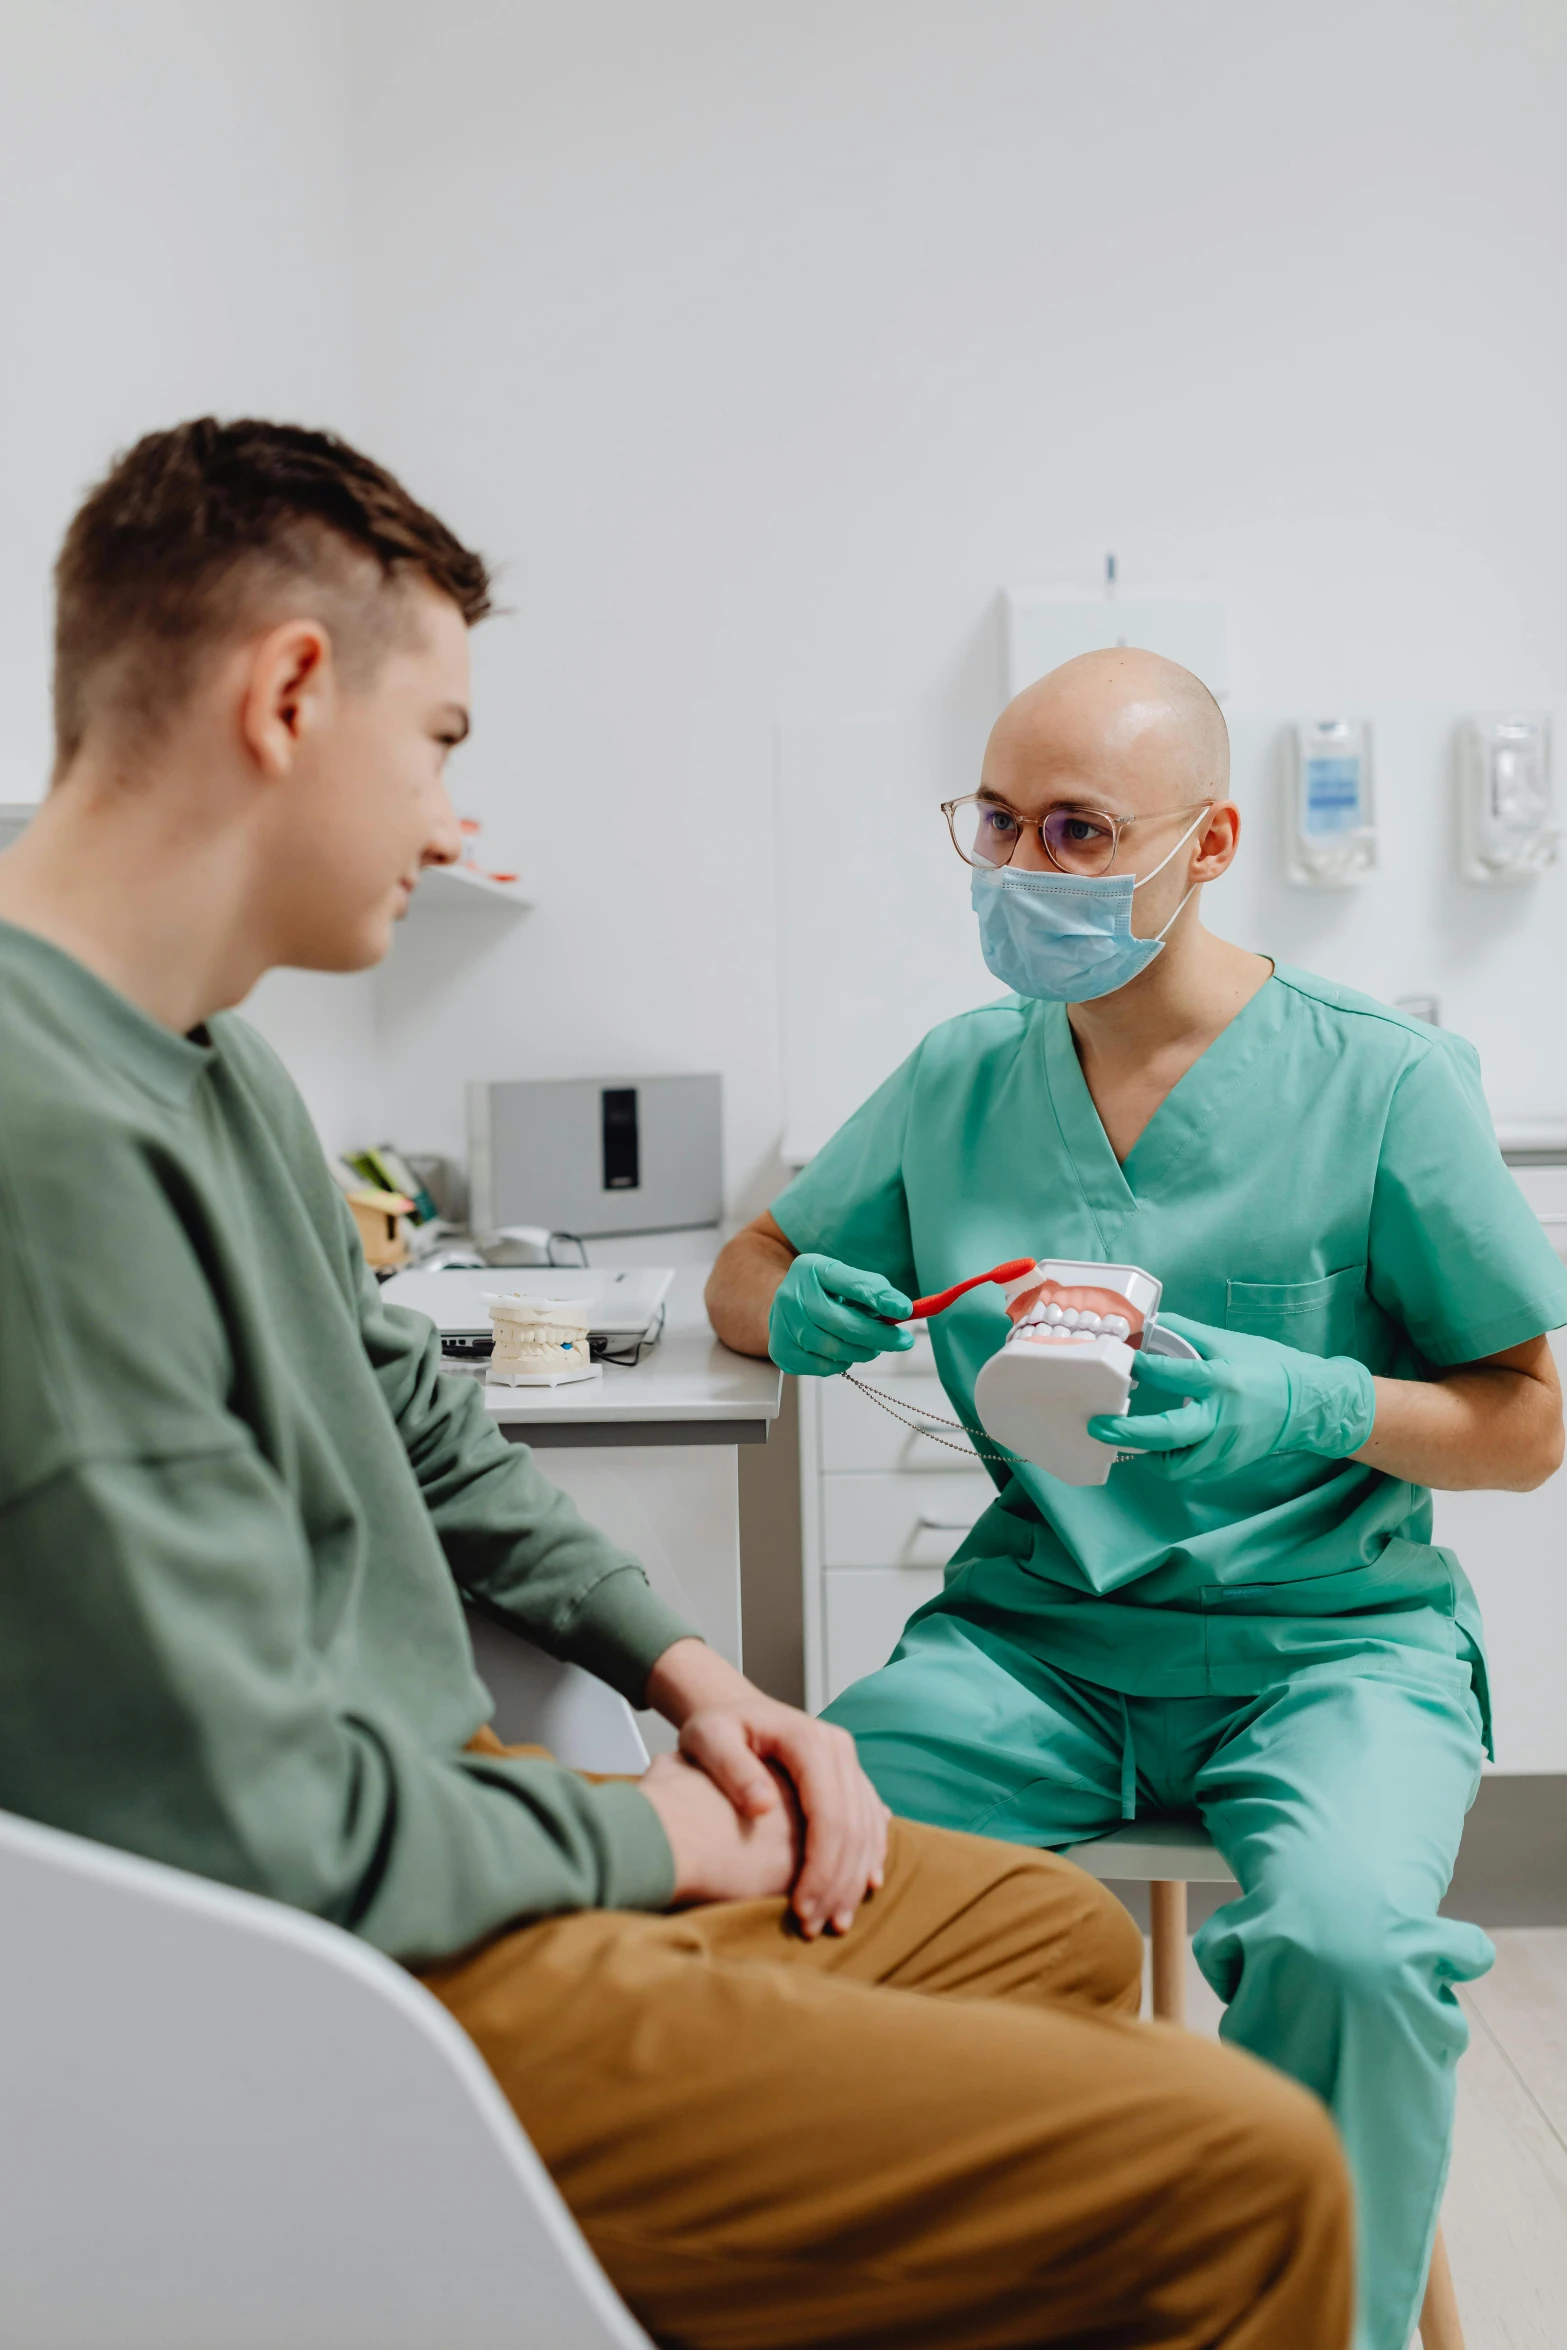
<box><xmin>0</xmin><ymin>921</ymin><xmax>689</xmax><ymax>1962</ymax></box>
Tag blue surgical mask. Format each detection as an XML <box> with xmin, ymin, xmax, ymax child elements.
<box><xmin>970</xmin><ymin>808</ymin><xmax>1209</xmax><ymax>1004</ymax></box>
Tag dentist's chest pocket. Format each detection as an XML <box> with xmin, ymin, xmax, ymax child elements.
<box><xmin>1225</xmin><ymin>1264</ymin><xmax>1368</xmax><ymax>1359</ymax></box>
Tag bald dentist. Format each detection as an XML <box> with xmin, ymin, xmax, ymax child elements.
<box><xmin>709</xmin><ymin>647</ymin><xmax>1567</xmax><ymax>2350</ymax></box>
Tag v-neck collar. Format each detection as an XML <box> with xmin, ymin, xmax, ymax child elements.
<box><xmin>1038</xmin><ymin>973</ymin><xmax>1281</xmax><ymax>1242</ymax></box>
<box><xmin>1041</xmin><ymin>1007</ymin><xmax>1135</xmax><ymax>1246</ymax></box>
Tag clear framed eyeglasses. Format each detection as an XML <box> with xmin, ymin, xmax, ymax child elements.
<box><xmin>942</xmin><ymin>794</ymin><xmax>1212</xmax><ymax>879</ymax></box>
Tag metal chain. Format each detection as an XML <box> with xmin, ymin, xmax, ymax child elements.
<box><xmin>841</xmin><ymin>1370</ymin><xmax>1032</xmax><ymax>1469</ymax></box>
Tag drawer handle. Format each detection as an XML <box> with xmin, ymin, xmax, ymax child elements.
<box><xmin>916</xmin><ymin>1509</ymin><xmax>981</xmax><ymax>1532</ymax></box>
<box><xmin>910</xmin><ymin>1420</ymin><xmax>971</xmax><ymax>1441</ymax></box>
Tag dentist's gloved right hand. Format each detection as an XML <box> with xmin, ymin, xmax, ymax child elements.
<box><xmin>768</xmin><ymin>1254</ymin><xmax>915</xmax><ymax>1377</ymax></box>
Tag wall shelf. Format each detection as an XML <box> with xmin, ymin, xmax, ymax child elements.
<box><xmin>408</xmin><ymin>862</ymin><xmax>530</xmax><ymax>915</ymax></box>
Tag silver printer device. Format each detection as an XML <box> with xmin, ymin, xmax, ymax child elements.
<box><xmin>467</xmin><ymin>1073</ymin><xmax>723</xmax><ymax>1242</ymax></box>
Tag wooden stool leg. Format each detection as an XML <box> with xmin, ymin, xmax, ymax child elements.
<box><xmin>1419</xmin><ymin>2223</ymin><xmax>1465</xmax><ymax>2349</ymax></box>
<box><xmin>1149</xmin><ymin>1880</ymin><xmax>1188</xmax><ymax>2024</ymax></box>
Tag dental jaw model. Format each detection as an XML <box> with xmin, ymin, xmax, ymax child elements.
<box><xmin>972</xmin><ymin>1260</ymin><xmax>1197</xmax><ymax>1486</ymax></box>
<box><xmin>484</xmin><ymin>1294</ymin><xmax>601</xmax><ymax>1388</ymax></box>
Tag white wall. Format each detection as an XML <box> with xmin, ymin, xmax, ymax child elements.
<box><xmin>8</xmin><ymin>1</ymin><xmax>1567</xmax><ymax>1178</ymax></box>
<box><xmin>0</xmin><ymin>2</ymin><xmax>361</xmax><ymax>794</ymax></box>
<box><xmin>0</xmin><ymin>0</ymin><xmax>379</xmax><ymax>1148</ymax></box>
<box><xmin>341</xmin><ymin>0</ymin><xmax>1567</xmax><ymax>1204</ymax></box>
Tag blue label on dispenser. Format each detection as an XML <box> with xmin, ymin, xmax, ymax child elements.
<box><xmin>1305</xmin><ymin>755</ymin><xmax>1362</xmax><ymax>834</ymax></box>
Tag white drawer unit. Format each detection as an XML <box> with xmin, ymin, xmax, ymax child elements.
<box><xmin>824</xmin><ymin>1568</ymin><xmax>946</xmax><ymax>1701</ymax></box>
<box><xmin>818</xmin><ymin>1372</ymin><xmax>977</xmax><ymax>1472</ymax></box>
<box><xmin>800</xmin><ymin>1333</ymin><xmax>998</xmax><ymax>1708</ymax></box>
<box><xmin>1432</xmin><ymin>1319</ymin><xmax>1567</xmax><ymax>1774</ymax></box>
<box><xmin>821</xmin><ymin>1471</ymin><xmax>996</xmax><ymax>1568</ymax></box>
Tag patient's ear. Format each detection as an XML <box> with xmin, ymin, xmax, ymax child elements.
<box><xmin>239</xmin><ymin>619</ymin><xmax>334</xmax><ymax>780</ymax></box>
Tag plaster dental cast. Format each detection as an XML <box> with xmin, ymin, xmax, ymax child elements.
<box><xmin>485</xmin><ymin>1293</ymin><xmax>597</xmax><ymax>1385</ymax></box>
<box><xmin>709</xmin><ymin>647</ymin><xmax>1567</xmax><ymax>2350</ymax></box>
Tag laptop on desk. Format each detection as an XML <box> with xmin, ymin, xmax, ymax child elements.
<box><xmin>380</xmin><ymin>1265</ymin><xmax>675</xmax><ymax>1352</ymax></box>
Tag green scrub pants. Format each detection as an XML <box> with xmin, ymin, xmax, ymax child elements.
<box><xmin>824</xmin><ymin>1612</ymin><xmax>1493</xmax><ymax>2350</ymax></box>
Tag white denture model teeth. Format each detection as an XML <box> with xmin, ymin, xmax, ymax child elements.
<box><xmin>971</xmin><ymin>1260</ymin><xmax>1198</xmax><ymax>1487</ymax></box>
<box><xmin>484</xmin><ymin>1294</ymin><xmax>602</xmax><ymax>1388</ymax></box>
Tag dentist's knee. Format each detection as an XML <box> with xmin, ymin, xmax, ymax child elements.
<box><xmin>1233</xmin><ymin>1880</ymin><xmax>1476</xmax><ymax>2047</ymax></box>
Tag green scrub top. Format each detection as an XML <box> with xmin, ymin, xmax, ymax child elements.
<box><xmin>773</xmin><ymin>968</ymin><xmax>1567</xmax><ymax>1744</ymax></box>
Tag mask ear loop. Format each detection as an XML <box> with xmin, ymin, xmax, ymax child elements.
<box><xmin>1130</xmin><ymin>802</ymin><xmax>1212</xmax><ymax>943</ymax></box>
<box><xmin>1152</xmin><ymin>882</ymin><xmax>1198</xmax><ymax>943</ymax></box>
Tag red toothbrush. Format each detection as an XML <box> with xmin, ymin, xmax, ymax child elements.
<box><xmin>900</xmin><ymin>1258</ymin><xmax>1038</xmax><ymax>1321</ymax></box>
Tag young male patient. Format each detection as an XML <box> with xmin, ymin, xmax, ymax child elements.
<box><xmin>0</xmin><ymin>419</ymin><xmax>1350</xmax><ymax>2350</ymax></box>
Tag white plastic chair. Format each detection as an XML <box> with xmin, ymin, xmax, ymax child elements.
<box><xmin>465</xmin><ymin>1607</ymin><xmax>654</xmax><ymax>1769</ymax></box>
<box><xmin>0</xmin><ymin>1628</ymin><xmax>656</xmax><ymax>2350</ymax></box>
<box><xmin>1077</xmin><ymin>1815</ymin><xmax>1465</xmax><ymax>2350</ymax></box>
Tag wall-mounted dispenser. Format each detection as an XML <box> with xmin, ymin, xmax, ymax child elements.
<box><xmin>1458</xmin><ymin>715</ymin><xmax>1558</xmax><ymax>883</ymax></box>
<box><xmin>1286</xmin><ymin>720</ymin><xmax>1376</xmax><ymax>887</ymax></box>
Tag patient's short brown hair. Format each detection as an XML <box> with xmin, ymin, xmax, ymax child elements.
<box><xmin>52</xmin><ymin>418</ymin><xmax>493</xmax><ymax>773</ymax></box>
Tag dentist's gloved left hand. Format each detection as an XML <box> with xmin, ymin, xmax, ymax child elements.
<box><xmin>1086</xmin><ymin>1311</ymin><xmax>1376</xmax><ymax>1481</ymax></box>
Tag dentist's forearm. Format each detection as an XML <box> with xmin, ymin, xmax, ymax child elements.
<box><xmin>1350</xmin><ymin>1336</ymin><xmax>1563</xmax><ymax>1492</ymax></box>
<box><xmin>706</xmin><ymin>1212</ymin><xmax>796</xmax><ymax>1357</ymax></box>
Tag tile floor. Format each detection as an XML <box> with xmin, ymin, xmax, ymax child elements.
<box><xmin>1165</xmin><ymin>1929</ymin><xmax>1567</xmax><ymax>2350</ymax></box>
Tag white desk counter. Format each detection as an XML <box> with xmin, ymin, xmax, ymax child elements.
<box><xmin>458</xmin><ymin>1266</ymin><xmax>780</xmax><ymax>1742</ymax></box>
<box><xmin>478</xmin><ymin>1267</ymin><xmax>780</xmax><ymax>1450</ymax></box>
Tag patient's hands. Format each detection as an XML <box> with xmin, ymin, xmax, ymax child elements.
<box><xmin>640</xmin><ymin>1751</ymin><xmax>802</xmax><ymax>1907</ymax></box>
<box><xmin>644</xmin><ymin>1638</ymin><xmax>890</xmax><ymax>1937</ymax></box>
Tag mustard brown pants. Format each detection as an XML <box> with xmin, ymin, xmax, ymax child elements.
<box><xmin>422</xmin><ymin>1808</ymin><xmax>1351</xmax><ymax>2349</ymax></box>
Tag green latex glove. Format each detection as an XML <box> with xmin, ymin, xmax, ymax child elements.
<box><xmin>768</xmin><ymin>1254</ymin><xmax>915</xmax><ymax>1377</ymax></box>
<box><xmin>1086</xmin><ymin>1310</ymin><xmax>1376</xmax><ymax>1482</ymax></box>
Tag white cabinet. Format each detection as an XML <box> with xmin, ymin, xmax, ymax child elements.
<box><xmin>543</xmin><ymin>1442</ymin><xmax>743</xmax><ymax>1759</ymax></box>
<box><xmin>1433</xmin><ymin>1321</ymin><xmax>1567</xmax><ymax>1775</ymax></box>
<box><xmin>821</xmin><ymin>1471</ymin><xmax>996</xmax><ymax>1568</ymax></box>
<box><xmin>823</xmin><ymin>1570</ymin><xmax>947</xmax><ymax>1700</ymax></box>
<box><xmin>818</xmin><ymin>1374</ymin><xmax>977</xmax><ymax>1472</ymax></box>
<box><xmin>1450</xmin><ymin>1186</ymin><xmax>1567</xmax><ymax>1774</ymax></box>
<box><xmin>799</xmin><ymin>1333</ymin><xmax>997</xmax><ymax>1709</ymax></box>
